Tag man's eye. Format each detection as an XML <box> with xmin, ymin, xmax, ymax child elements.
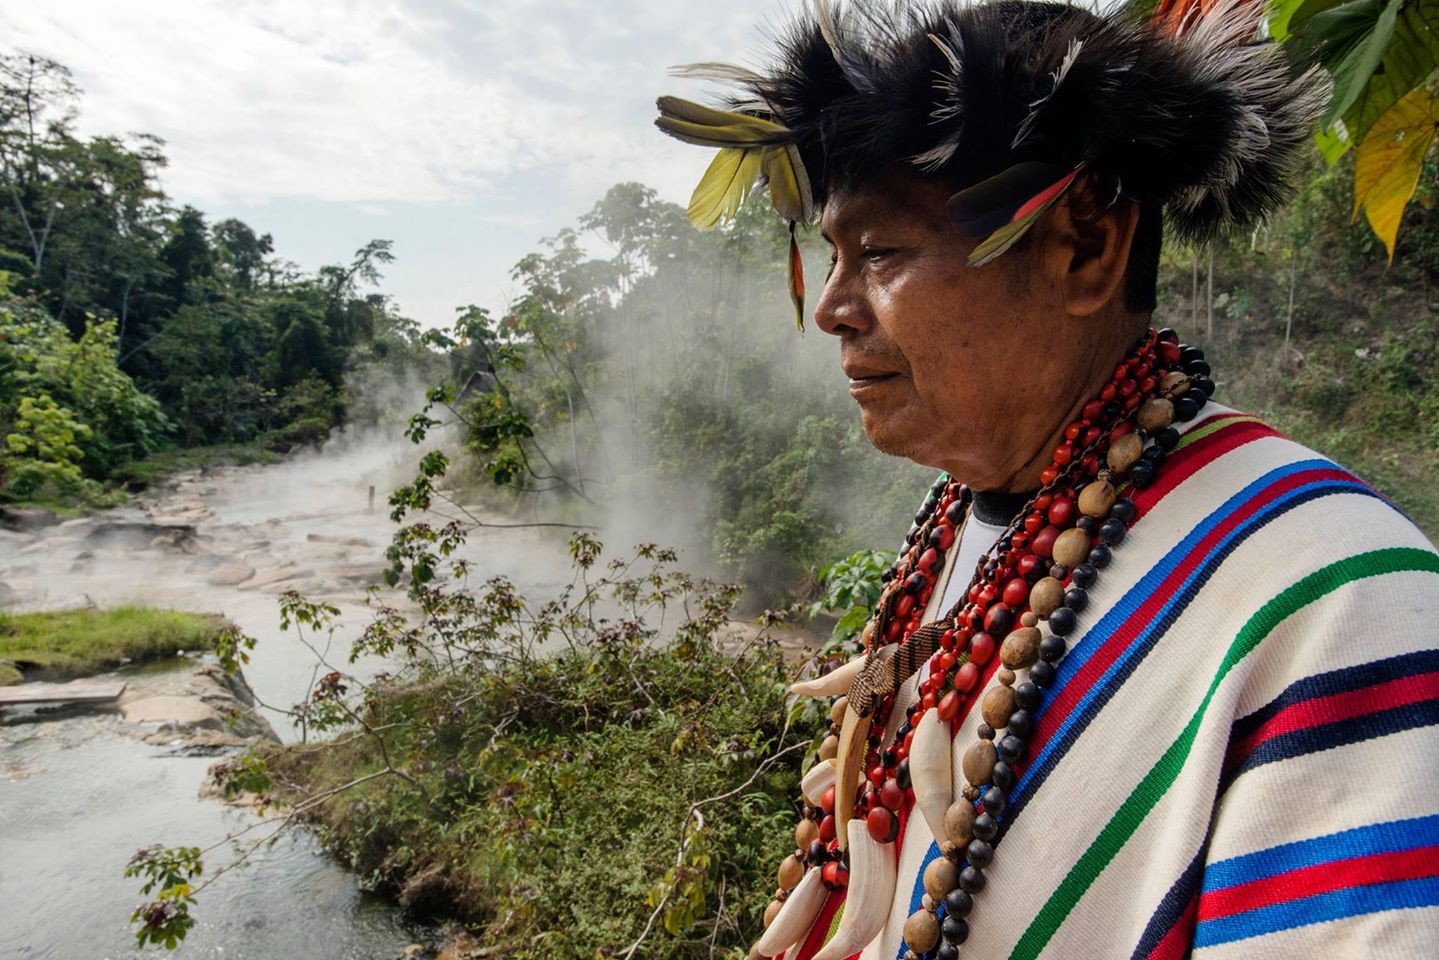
<box><xmin>861</xmin><ymin>247</ymin><xmax>893</xmax><ymax>262</ymax></box>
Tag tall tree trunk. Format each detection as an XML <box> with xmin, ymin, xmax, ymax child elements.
<box><xmin>1284</xmin><ymin>245</ymin><xmax>1299</xmax><ymax>357</ymax></box>
<box><xmin>1205</xmin><ymin>247</ymin><xmax>1215</xmax><ymax>341</ymax></box>
<box><xmin>1191</xmin><ymin>250</ymin><xmax>1199</xmax><ymax>329</ymax></box>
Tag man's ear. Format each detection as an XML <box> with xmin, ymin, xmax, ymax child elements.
<box><xmin>1038</xmin><ymin>186</ymin><xmax>1141</xmax><ymax>317</ymax></box>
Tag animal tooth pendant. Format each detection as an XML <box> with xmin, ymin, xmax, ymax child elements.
<box><xmin>908</xmin><ymin>706</ymin><xmax>953</xmax><ymax>845</ymax></box>
<box><xmin>831</xmin><ymin>703</ymin><xmax>871</xmax><ymax>851</ymax></box>
<box><xmin>755</xmin><ymin>866</ymin><xmax>828</xmax><ymax>957</ymax></box>
<box><xmin>810</xmin><ymin>824</ymin><xmax>897</xmax><ymax>960</ymax></box>
<box><xmin>789</xmin><ymin>645</ymin><xmax>895</xmax><ymax>698</ymax></box>
<box><xmin>800</xmin><ymin>759</ymin><xmax>837</xmax><ymax>807</ymax></box>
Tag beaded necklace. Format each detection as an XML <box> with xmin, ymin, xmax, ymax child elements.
<box><xmin>756</xmin><ymin>327</ymin><xmax>1216</xmax><ymax>960</ymax></box>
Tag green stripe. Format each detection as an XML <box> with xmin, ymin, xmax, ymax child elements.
<box><xmin>1009</xmin><ymin>546</ymin><xmax>1439</xmax><ymax>960</ymax></box>
<box><xmin>1172</xmin><ymin>413</ymin><xmax>1261</xmax><ymax>452</ymax></box>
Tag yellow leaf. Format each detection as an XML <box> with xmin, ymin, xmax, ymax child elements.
<box><xmin>1353</xmin><ymin>85</ymin><xmax>1439</xmax><ymax>264</ymax></box>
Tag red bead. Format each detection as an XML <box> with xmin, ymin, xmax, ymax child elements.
<box><xmin>938</xmin><ymin>650</ymin><xmax>957</xmax><ymax>673</ymax></box>
<box><xmin>1140</xmin><ymin>376</ymin><xmax>1156</xmax><ymax>394</ymax></box>
<box><xmin>1081</xmin><ymin>454</ymin><xmax>1099</xmax><ymax>476</ymax></box>
<box><xmin>1047</xmin><ymin>498</ymin><xmax>1076</xmax><ymax>527</ymax></box>
<box><xmin>886</xmin><ymin>618</ymin><xmax>903</xmax><ymax>643</ymax></box>
<box><xmin>1110</xmin><ymin>421</ymin><xmax>1132</xmax><ymax>442</ymax></box>
<box><xmin>1002</xmin><ymin>577</ymin><xmax>1030</xmax><ymax>607</ymax></box>
<box><xmin>1133</xmin><ymin>362</ymin><xmax>1152</xmax><ymax>379</ymax></box>
<box><xmin>820</xmin><ymin>785</ymin><xmax>835</xmax><ymax>815</ymax></box>
<box><xmin>1011</xmin><ymin>531</ymin><xmax>1030</xmax><ymax>549</ymax></box>
<box><xmin>1040</xmin><ymin>466</ymin><xmax>1059</xmax><ymax>485</ymax></box>
<box><xmin>934</xmin><ymin>523</ymin><xmax>956</xmax><ymax>550</ymax></box>
<box><xmin>940</xmin><ymin>629</ymin><xmax>957</xmax><ymax>650</ymax></box>
<box><xmin>937</xmin><ymin>690</ymin><xmax>960</xmax><ymax>722</ymax></box>
<box><xmin>1101</xmin><ymin>382</ymin><xmax>1117</xmax><ymax>402</ymax></box>
<box><xmin>1023</xmin><ymin>511</ymin><xmax>1044</xmax><ymax>534</ymax></box>
<box><xmin>977</xmin><ymin>584</ymin><xmax>997</xmax><ymax>608</ymax></box>
<box><xmin>822</xmin><ymin>860</ymin><xmax>849</xmax><ymax>888</ymax></box>
<box><xmin>1083</xmin><ymin>427</ymin><xmax>1101</xmax><ymax>446</ymax></box>
<box><xmin>970</xmin><ymin>632</ymin><xmax>995</xmax><ymax>664</ymax></box>
<box><xmin>1052</xmin><ymin>442</ymin><xmax>1073</xmax><ymax>466</ymax></box>
<box><xmin>1158</xmin><ymin>341</ymin><xmax>1181</xmax><ymax>365</ymax></box>
<box><xmin>818</xmin><ymin>815</ymin><xmax>836</xmax><ymax>844</ymax></box>
<box><xmin>1120</xmin><ymin>378</ymin><xmax>1138</xmax><ymax>397</ymax></box>
<box><xmin>866</xmin><ymin>806</ymin><xmax>899</xmax><ymax>844</ymax></box>
<box><xmin>1017</xmin><ymin>553</ymin><xmax>1044</xmax><ymax>580</ymax></box>
<box><xmin>1031</xmin><ymin>525</ymin><xmax>1061</xmax><ymax>558</ymax></box>
<box><xmin>1124</xmin><ymin>393</ymin><xmax>1142</xmax><ymax>412</ymax></box>
<box><xmin>869</xmin><ymin>764</ymin><xmax>886</xmax><ymax>787</ymax></box>
<box><xmin>895</xmin><ymin>593</ymin><xmax>915</xmax><ymax>621</ymax></box>
<box><xmin>919</xmin><ymin>548</ymin><xmax>941</xmax><ymax>573</ymax></box>
<box><xmin>1064</xmin><ymin>423</ymin><xmax>1083</xmax><ymax>441</ymax></box>
<box><xmin>921</xmin><ymin>691</ymin><xmax>937</xmax><ymax>710</ymax></box>
<box><xmin>954</xmin><ymin>662</ymin><xmax>980</xmax><ymax>692</ymax></box>
<box><xmin>1082</xmin><ymin>400</ymin><xmax>1103</xmax><ymax>420</ymax></box>
<box><xmin>1035</xmin><ymin>493</ymin><xmax>1053</xmax><ymax>511</ymax></box>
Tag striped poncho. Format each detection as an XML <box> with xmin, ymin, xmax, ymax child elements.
<box><xmin>789</xmin><ymin>408</ymin><xmax>1439</xmax><ymax>959</ymax></box>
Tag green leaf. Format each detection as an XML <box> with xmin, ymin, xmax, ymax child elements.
<box><xmin>1311</xmin><ymin>0</ymin><xmax>1404</xmax><ymax>128</ymax></box>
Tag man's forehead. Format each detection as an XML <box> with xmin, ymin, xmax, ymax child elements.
<box><xmin>819</xmin><ymin>174</ymin><xmax>953</xmax><ymax>241</ymax></box>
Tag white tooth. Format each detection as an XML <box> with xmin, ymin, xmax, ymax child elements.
<box><xmin>801</xmin><ymin>759</ymin><xmax>837</xmax><ymax>807</ymax></box>
<box><xmin>832</xmin><ymin>706</ymin><xmax>871</xmax><ymax>851</ymax></box>
<box><xmin>788</xmin><ymin>645</ymin><xmax>896</xmax><ymax>698</ymax></box>
<box><xmin>810</xmin><ymin>826</ymin><xmax>897</xmax><ymax>960</ymax></box>
<box><xmin>908</xmin><ymin>707</ymin><xmax>953</xmax><ymax>846</ymax></box>
<box><xmin>755</xmin><ymin>866</ymin><xmax>827</xmax><ymax>957</ymax></box>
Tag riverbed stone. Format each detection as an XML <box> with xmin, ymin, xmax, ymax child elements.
<box><xmin>0</xmin><ymin>506</ymin><xmax>58</xmax><ymax>531</ymax></box>
<box><xmin>205</xmin><ymin>562</ymin><xmax>257</xmax><ymax>586</ymax></box>
<box><xmin>121</xmin><ymin>695</ymin><xmax>224</xmax><ymax>727</ymax></box>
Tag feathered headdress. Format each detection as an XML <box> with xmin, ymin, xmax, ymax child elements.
<box><xmin>655</xmin><ymin>0</ymin><xmax>1328</xmax><ymax>329</ymax></box>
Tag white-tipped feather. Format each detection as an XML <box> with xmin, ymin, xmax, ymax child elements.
<box><xmin>801</xmin><ymin>758</ymin><xmax>838</xmax><ymax>807</ymax></box>
<box><xmin>755</xmin><ymin>866</ymin><xmax>828</xmax><ymax>957</ymax></box>
<box><xmin>809</xmin><ymin>827</ymin><xmax>896</xmax><ymax>960</ymax></box>
<box><xmin>908</xmin><ymin>708</ymin><xmax>953</xmax><ymax>846</ymax></box>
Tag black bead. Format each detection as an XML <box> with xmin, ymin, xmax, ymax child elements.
<box><xmin>1179</xmin><ymin>345</ymin><xmax>1205</xmax><ymax>365</ymax></box>
<box><xmin>1110</xmin><ymin>498</ymin><xmax>1136</xmax><ymax>523</ymax></box>
<box><xmin>880</xmin><ymin>568</ymin><xmax>895</xmax><ymax>584</ymax></box>
<box><xmin>991</xmin><ymin>760</ymin><xmax>1015</xmax><ymax>790</ymax></box>
<box><xmin>1128</xmin><ymin>459</ymin><xmax>1155</xmax><ymax>489</ymax></box>
<box><xmin>1007</xmin><ymin>709</ymin><xmax>1033</xmax><ymax>738</ymax></box>
<box><xmin>940</xmin><ymin>916</ymin><xmax>969</xmax><ymax>947</ymax></box>
<box><xmin>1070</xmin><ymin>563</ymin><xmax>1097</xmax><ymax>588</ymax></box>
<box><xmin>943</xmin><ymin>888</ymin><xmax>973</xmax><ymax>917</ymax></box>
<box><xmin>906</xmin><ymin>702</ymin><xmax>920</xmax><ymax>720</ymax></box>
<box><xmin>1184</xmin><ymin>358</ymin><xmax>1211</xmax><ymax>377</ymax></box>
<box><xmin>897</xmin><ymin>721</ymin><xmax>913</xmax><ymax>741</ymax></box>
<box><xmin>937</xmin><ymin>939</ymin><xmax>962</xmax><ymax>959</ymax></box>
<box><xmin>1098</xmin><ymin>518</ymin><xmax>1127</xmax><ymax>546</ymax></box>
<box><xmin>981</xmin><ymin>786</ymin><xmax>1006</xmax><ymax>815</ymax></box>
<box><xmin>972</xmin><ymin>812</ymin><xmax>998</xmax><ymax>841</ymax></box>
<box><xmin>931</xmin><ymin>475</ymin><xmax>949</xmax><ymax>495</ymax></box>
<box><xmin>896</xmin><ymin>758</ymin><xmax>912</xmax><ymax>791</ymax></box>
<box><xmin>809</xmin><ymin>840</ymin><xmax>828</xmax><ymax>864</ymax></box>
<box><xmin>1174</xmin><ymin>397</ymin><xmax>1199</xmax><ymax>422</ymax></box>
<box><xmin>1157</xmin><ymin>327</ymin><xmax>1178</xmax><ymax>343</ymax></box>
<box><xmin>1102</xmin><ymin>400</ymin><xmax>1121</xmax><ymax>418</ymax></box>
<box><xmin>1049</xmin><ymin>606</ymin><xmax>1077</xmax><ymax>636</ymax></box>
<box><xmin>918</xmin><ymin>497</ymin><xmax>937</xmax><ymax>522</ymax></box>
<box><xmin>1195</xmin><ymin>376</ymin><xmax>1216</xmax><ymax>398</ymax></box>
<box><xmin>1142</xmin><ymin>443</ymin><xmax>1166</xmax><ymax>463</ymax></box>
<box><xmin>1014</xmin><ymin>680</ymin><xmax>1041</xmax><ymax>710</ymax></box>
<box><xmin>1088</xmin><ymin>542</ymin><xmax>1112</xmax><ymax>568</ymax></box>
<box><xmin>1155</xmin><ymin>426</ymin><xmax>1180</xmax><ymax>450</ymax></box>
<box><xmin>999</xmin><ymin>734</ymin><xmax>1026</xmax><ymax>762</ymax></box>
<box><xmin>906</xmin><ymin>525</ymin><xmax>920</xmax><ymax>545</ymax></box>
<box><xmin>1076</xmin><ymin>514</ymin><xmax>1098</xmax><ymax>534</ymax></box>
<box><xmin>967</xmin><ymin>838</ymin><xmax>995</xmax><ymax>867</ymax></box>
<box><xmin>1040</xmin><ymin>633</ymin><xmax>1067</xmax><ymax>662</ymax></box>
<box><xmin>1184</xmin><ymin>387</ymin><xmax>1208</xmax><ymax>408</ymax></box>
<box><xmin>945</xmin><ymin>501</ymin><xmax>966</xmax><ymax>524</ymax></box>
<box><xmin>928</xmin><ymin>527</ymin><xmax>946</xmax><ymax>549</ymax></box>
<box><xmin>906</xmin><ymin>572</ymin><xmax>928</xmax><ymax>593</ymax></box>
<box><xmin>1030</xmin><ymin>661</ymin><xmax>1057</xmax><ymax>688</ymax></box>
<box><xmin>882</xmin><ymin>747</ymin><xmax>898</xmax><ymax>768</ymax></box>
<box><xmin>1064</xmin><ymin>587</ymin><xmax>1089</xmax><ymax>613</ymax></box>
<box><xmin>958</xmin><ymin>865</ymin><xmax>987</xmax><ymax>893</ymax></box>
<box><xmin>976</xmin><ymin>722</ymin><xmax>995</xmax><ymax>741</ymax></box>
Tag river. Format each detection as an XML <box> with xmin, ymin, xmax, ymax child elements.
<box><xmin>0</xmin><ymin>433</ymin><xmax>578</xmax><ymax>959</ymax></box>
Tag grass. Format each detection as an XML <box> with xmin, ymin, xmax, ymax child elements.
<box><xmin>106</xmin><ymin>442</ymin><xmax>281</xmax><ymax>492</ymax></box>
<box><xmin>0</xmin><ymin>607</ymin><xmax>228</xmax><ymax>684</ymax></box>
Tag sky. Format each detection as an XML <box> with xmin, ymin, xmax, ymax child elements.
<box><xmin>11</xmin><ymin>0</ymin><xmax>791</xmax><ymax>328</ymax></box>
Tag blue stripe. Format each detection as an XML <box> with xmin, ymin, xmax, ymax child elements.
<box><xmin>1192</xmin><ymin>875</ymin><xmax>1439</xmax><ymax>947</ymax></box>
<box><xmin>1201</xmin><ymin>814</ymin><xmax>1439</xmax><ymax>893</ymax></box>
<box><xmin>1006</xmin><ymin>467</ymin><xmax>1375</xmax><ymax>825</ymax></box>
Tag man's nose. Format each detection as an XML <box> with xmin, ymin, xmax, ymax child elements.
<box><xmin>813</xmin><ymin>262</ymin><xmax>873</xmax><ymax>338</ymax></box>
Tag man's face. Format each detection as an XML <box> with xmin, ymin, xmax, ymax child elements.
<box><xmin>815</xmin><ymin>169</ymin><xmax>1091</xmax><ymax>490</ymax></box>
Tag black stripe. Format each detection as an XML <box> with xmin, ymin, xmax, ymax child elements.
<box><xmin>1130</xmin><ymin>847</ymin><xmax>1205</xmax><ymax>960</ymax></box>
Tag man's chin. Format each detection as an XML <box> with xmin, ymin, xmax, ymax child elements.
<box><xmin>858</xmin><ymin>409</ymin><xmax>929</xmax><ymax>462</ymax></box>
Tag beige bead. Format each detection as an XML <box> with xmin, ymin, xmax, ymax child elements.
<box><xmin>961</xmin><ymin>785</ymin><xmax>981</xmax><ymax>801</ymax></box>
<box><xmin>1000</xmin><ymin>626</ymin><xmax>1042</xmax><ymax>669</ymax></box>
<box><xmin>1019</xmin><ymin>611</ymin><xmax>1039</xmax><ymax>627</ymax></box>
<box><xmin>1052</xmin><ymin>527</ymin><xmax>1091</xmax><ymax>568</ymax></box>
<box><xmin>1137</xmin><ymin>397</ymin><xmax>1175</xmax><ymax>433</ymax></box>
<box><xmin>923</xmin><ymin>857</ymin><xmax>958</xmax><ymax>900</ymax></box>
<box><xmin>944</xmin><ymin>801</ymin><xmax>974</xmax><ymax>848</ymax></box>
<box><xmin>778</xmin><ymin>854</ymin><xmax>804</xmax><ymax>891</ymax></box>
<box><xmin>1079</xmin><ymin>479</ymin><xmax>1118</xmax><ymax>518</ymax></box>
<box><xmin>940</xmin><ymin>840</ymin><xmax>961</xmax><ymax>860</ymax></box>
<box><xmin>763</xmin><ymin>899</ymin><xmax>783</xmax><ymax>928</ymax></box>
<box><xmin>830</xmin><ymin>695</ymin><xmax>848</xmax><ymax>727</ymax></box>
<box><xmin>904</xmin><ymin>909</ymin><xmax>941</xmax><ymax>953</ymax></box>
<box><xmin>1160</xmin><ymin>370</ymin><xmax>1189</xmax><ymax>398</ymax></box>
<box><xmin>795</xmin><ymin>817</ymin><xmax>818</xmax><ymax>850</ymax></box>
<box><xmin>1107</xmin><ymin>432</ymin><xmax>1143</xmax><ymax>474</ymax></box>
<box><xmin>962</xmin><ymin>739</ymin><xmax>997</xmax><ymax>787</ymax></box>
<box><xmin>981</xmin><ymin>685</ymin><xmax>1018</xmax><ymax>729</ymax></box>
<box><xmin>998</xmin><ymin>667</ymin><xmax>1017</xmax><ymax>686</ymax></box>
<box><xmin>818</xmin><ymin>735</ymin><xmax>839</xmax><ymax>761</ymax></box>
<box><xmin>1029</xmin><ymin>577</ymin><xmax>1065</xmax><ymax>619</ymax></box>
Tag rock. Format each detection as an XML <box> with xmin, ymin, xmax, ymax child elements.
<box><xmin>0</xmin><ymin>506</ymin><xmax>58</xmax><ymax>531</ymax></box>
<box><xmin>121</xmin><ymin>695</ymin><xmax>225</xmax><ymax>728</ymax></box>
<box><xmin>85</xmin><ymin>521</ymin><xmax>197</xmax><ymax>551</ymax></box>
<box><xmin>0</xmin><ymin>581</ymin><xmax>14</xmax><ymax>608</ymax></box>
<box><xmin>306</xmin><ymin>533</ymin><xmax>373</xmax><ymax>547</ymax></box>
<box><xmin>205</xmin><ymin>562</ymin><xmax>257</xmax><ymax>586</ymax></box>
<box><xmin>4</xmin><ymin>593</ymin><xmax>95</xmax><ymax>615</ymax></box>
<box><xmin>399</xmin><ymin>947</ymin><xmax>426</xmax><ymax>960</ymax></box>
<box><xmin>237</xmin><ymin>566</ymin><xmax>311</xmax><ymax>590</ymax></box>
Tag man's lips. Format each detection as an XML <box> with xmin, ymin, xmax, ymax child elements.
<box><xmin>845</xmin><ymin>367</ymin><xmax>901</xmax><ymax>394</ymax></box>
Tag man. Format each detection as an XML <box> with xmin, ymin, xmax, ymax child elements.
<box><xmin>658</xmin><ymin>2</ymin><xmax>1439</xmax><ymax>958</ymax></box>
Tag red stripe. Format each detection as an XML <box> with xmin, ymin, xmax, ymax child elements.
<box><xmin>1029</xmin><ymin>465</ymin><xmax>1354</xmax><ymax>756</ymax></box>
<box><xmin>1012</xmin><ymin>169</ymin><xmax>1079</xmax><ymax>221</ymax></box>
<box><xmin>1198</xmin><ymin>846</ymin><xmax>1439</xmax><ymax>921</ymax></box>
<box><xmin>1146</xmin><ymin>892</ymin><xmax>1199</xmax><ymax>960</ymax></box>
<box><xmin>1226</xmin><ymin>671</ymin><xmax>1439</xmax><ymax>772</ymax></box>
<box><xmin>787</xmin><ymin>888</ymin><xmax>844</xmax><ymax>960</ymax></box>
<box><xmin>1132</xmin><ymin>415</ymin><xmax>1275</xmax><ymax>520</ymax></box>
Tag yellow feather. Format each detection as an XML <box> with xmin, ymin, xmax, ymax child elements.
<box><xmin>655</xmin><ymin>115</ymin><xmax>779</xmax><ymax>148</ymax></box>
<box><xmin>656</xmin><ymin>95</ymin><xmax>786</xmax><ymax>132</ymax></box>
<box><xmin>762</xmin><ymin>145</ymin><xmax>814</xmax><ymax>222</ymax></box>
<box><xmin>688</xmin><ymin>147</ymin><xmax>763</xmax><ymax>230</ymax></box>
